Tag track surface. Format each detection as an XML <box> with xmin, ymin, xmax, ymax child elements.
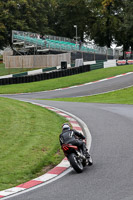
<box><xmin>1</xmin><ymin>72</ymin><xmax>133</xmax><ymax>99</ymax></box>
<box><xmin>1</xmin><ymin>73</ymin><xmax>133</xmax><ymax>200</ymax></box>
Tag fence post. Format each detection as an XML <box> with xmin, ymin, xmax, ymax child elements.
<box><xmin>106</xmin><ymin>48</ymin><xmax>108</xmax><ymax>60</ymax></box>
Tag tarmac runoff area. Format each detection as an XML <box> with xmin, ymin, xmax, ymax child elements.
<box><xmin>0</xmin><ymin>102</ymin><xmax>92</xmax><ymax>199</ymax></box>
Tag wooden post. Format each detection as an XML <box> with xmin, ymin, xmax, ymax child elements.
<box><xmin>8</xmin><ymin>58</ymin><xmax>11</xmax><ymax>75</ymax></box>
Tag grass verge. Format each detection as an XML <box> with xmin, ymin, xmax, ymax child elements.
<box><xmin>0</xmin><ymin>64</ymin><xmax>133</xmax><ymax>94</ymax></box>
<box><xmin>0</xmin><ymin>97</ymin><xmax>67</xmax><ymax>191</ymax></box>
<box><xmin>0</xmin><ymin>63</ymin><xmax>37</xmax><ymax>76</ymax></box>
<box><xmin>46</xmin><ymin>86</ymin><xmax>133</xmax><ymax>105</ymax></box>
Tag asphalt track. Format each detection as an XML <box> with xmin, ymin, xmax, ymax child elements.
<box><xmin>1</xmin><ymin>72</ymin><xmax>133</xmax><ymax>99</ymax></box>
<box><xmin>1</xmin><ymin>73</ymin><xmax>133</xmax><ymax>200</ymax></box>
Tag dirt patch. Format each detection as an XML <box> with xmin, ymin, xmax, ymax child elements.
<box><xmin>42</xmin><ymin>164</ymin><xmax>56</xmax><ymax>173</ymax></box>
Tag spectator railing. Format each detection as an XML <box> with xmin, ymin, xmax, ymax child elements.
<box><xmin>12</xmin><ymin>30</ymin><xmax>113</xmax><ymax>56</ymax></box>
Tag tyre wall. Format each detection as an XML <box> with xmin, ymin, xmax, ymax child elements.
<box><xmin>0</xmin><ymin>65</ymin><xmax>90</xmax><ymax>85</ymax></box>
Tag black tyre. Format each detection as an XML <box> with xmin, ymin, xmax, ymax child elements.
<box><xmin>68</xmin><ymin>153</ymin><xmax>83</xmax><ymax>173</ymax></box>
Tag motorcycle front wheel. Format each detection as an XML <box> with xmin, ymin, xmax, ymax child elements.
<box><xmin>68</xmin><ymin>153</ymin><xmax>83</xmax><ymax>173</ymax></box>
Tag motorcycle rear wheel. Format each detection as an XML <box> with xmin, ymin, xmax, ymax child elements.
<box><xmin>68</xmin><ymin>153</ymin><xmax>83</xmax><ymax>173</ymax></box>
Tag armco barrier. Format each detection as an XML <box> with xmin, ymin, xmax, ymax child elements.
<box><xmin>13</xmin><ymin>72</ymin><xmax>27</xmax><ymax>78</ymax></box>
<box><xmin>90</xmin><ymin>60</ymin><xmax>105</xmax><ymax>70</ymax></box>
<box><xmin>0</xmin><ymin>65</ymin><xmax>90</xmax><ymax>85</ymax></box>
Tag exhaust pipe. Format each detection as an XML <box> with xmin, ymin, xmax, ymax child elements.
<box><xmin>76</xmin><ymin>151</ymin><xmax>86</xmax><ymax>159</ymax></box>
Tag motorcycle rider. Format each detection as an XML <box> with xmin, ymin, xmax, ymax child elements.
<box><xmin>59</xmin><ymin>123</ymin><xmax>93</xmax><ymax>165</ymax></box>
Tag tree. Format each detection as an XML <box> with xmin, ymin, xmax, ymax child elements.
<box><xmin>0</xmin><ymin>0</ymin><xmax>133</xmax><ymax>52</ymax></box>
<box><xmin>126</xmin><ymin>0</ymin><xmax>133</xmax><ymax>51</ymax></box>
<box><xmin>0</xmin><ymin>0</ymin><xmax>50</xmax><ymax>49</ymax></box>
<box><xmin>0</xmin><ymin>1</ymin><xmax>6</xmax><ymax>48</ymax></box>
<box><xmin>43</xmin><ymin>0</ymin><xmax>58</xmax><ymax>35</ymax></box>
<box><xmin>86</xmin><ymin>0</ymin><xmax>123</xmax><ymax>48</ymax></box>
<box><xmin>0</xmin><ymin>0</ymin><xmax>29</xmax><ymax>48</ymax></box>
<box><xmin>54</xmin><ymin>0</ymin><xmax>89</xmax><ymax>41</ymax></box>
<box><xmin>115</xmin><ymin>0</ymin><xmax>133</xmax><ymax>52</ymax></box>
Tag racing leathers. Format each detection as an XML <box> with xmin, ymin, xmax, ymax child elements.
<box><xmin>59</xmin><ymin>128</ymin><xmax>88</xmax><ymax>157</ymax></box>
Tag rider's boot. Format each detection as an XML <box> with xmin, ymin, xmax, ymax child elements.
<box><xmin>82</xmin><ymin>143</ymin><xmax>93</xmax><ymax>166</ymax></box>
<box><xmin>86</xmin><ymin>152</ymin><xmax>93</xmax><ymax>166</ymax></box>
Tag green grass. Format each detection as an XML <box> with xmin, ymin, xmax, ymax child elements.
<box><xmin>48</xmin><ymin>86</ymin><xmax>133</xmax><ymax>105</ymax></box>
<box><xmin>1</xmin><ymin>63</ymin><xmax>133</xmax><ymax>191</ymax></box>
<box><xmin>0</xmin><ymin>97</ymin><xmax>67</xmax><ymax>191</ymax></box>
<box><xmin>0</xmin><ymin>63</ymin><xmax>36</xmax><ymax>76</ymax></box>
<box><xmin>0</xmin><ymin>64</ymin><xmax>133</xmax><ymax>94</ymax></box>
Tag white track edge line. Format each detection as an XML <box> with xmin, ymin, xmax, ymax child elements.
<box><xmin>1</xmin><ymin>100</ymin><xmax>92</xmax><ymax>199</ymax></box>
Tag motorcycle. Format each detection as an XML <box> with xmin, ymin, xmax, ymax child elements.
<box><xmin>61</xmin><ymin>143</ymin><xmax>92</xmax><ymax>173</ymax></box>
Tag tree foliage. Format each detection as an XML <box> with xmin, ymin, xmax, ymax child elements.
<box><xmin>85</xmin><ymin>0</ymin><xmax>124</xmax><ymax>47</ymax></box>
<box><xmin>0</xmin><ymin>0</ymin><xmax>133</xmax><ymax>51</ymax></box>
<box><xmin>54</xmin><ymin>0</ymin><xmax>89</xmax><ymax>41</ymax></box>
<box><xmin>115</xmin><ymin>0</ymin><xmax>133</xmax><ymax>51</ymax></box>
<box><xmin>0</xmin><ymin>0</ymin><xmax>49</xmax><ymax>48</ymax></box>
